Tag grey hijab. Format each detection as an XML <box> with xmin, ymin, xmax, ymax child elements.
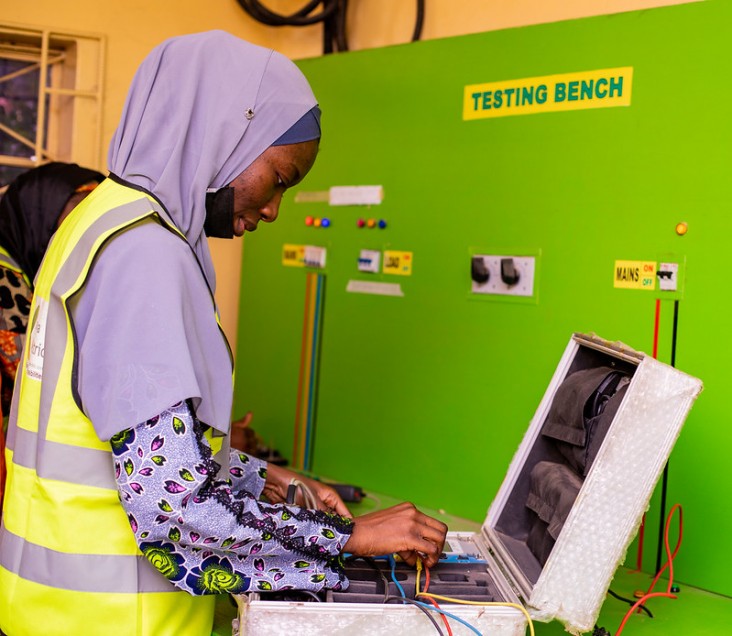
<box><xmin>76</xmin><ymin>31</ymin><xmax>317</xmax><ymax>439</ymax></box>
<box><xmin>108</xmin><ymin>29</ymin><xmax>317</xmax><ymax>287</ymax></box>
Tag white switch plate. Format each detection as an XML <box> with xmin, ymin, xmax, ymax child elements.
<box><xmin>304</xmin><ymin>245</ymin><xmax>327</xmax><ymax>269</ymax></box>
<box><xmin>658</xmin><ymin>262</ymin><xmax>679</xmax><ymax>292</ymax></box>
<box><xmin>358</xmin><ymin>249</ymin><xmax>381</xmax><ymax>273</ymax></box>
<box><xmin>471</xmin><ymin>255</ymin><xmax>536</xmax><ymax>297</ymax></box>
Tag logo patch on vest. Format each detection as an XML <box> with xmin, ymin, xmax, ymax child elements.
<box><xmin>26</xmin><ymin>296</ymin><xmax>49</xmax><ymax>381</ymax></box>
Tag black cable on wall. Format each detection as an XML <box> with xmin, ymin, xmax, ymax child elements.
<box><xmin>412</xmin><ymin>0</ymin><xmax>425</xmax><ymax>42</ymax></box>
<box><xmin>235</xmin><ymin>0</ymin><xmax>425</xmax><ymax>54</ymax></box>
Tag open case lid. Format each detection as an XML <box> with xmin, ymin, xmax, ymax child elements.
<box><xmin>480</xmin><ymin>333</ymin><xmax>702</xmax><ymax>634</ymax></box>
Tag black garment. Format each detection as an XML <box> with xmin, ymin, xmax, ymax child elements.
<box><xmin>0</xmin><ymin>162</ymin><xmax>105</xmax><ymax>287</ymax></box>
<box><xmin>541</xmin><ymin>366</ymin><xmax>630</xmax><ymax>476</ymax></box>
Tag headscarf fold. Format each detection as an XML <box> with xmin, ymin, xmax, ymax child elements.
<box><xmin>0</xmin><ymin>162</ymin><xmax>105</xmax><ymax>286</ymax></box>
<box><xmin>108</xmin><ymin>30</ymin><xmax>318</xmax><ymax>289</ymax></box>
<box><xmin>76</xmin><ymin>31</ymin><xmax>319</xmax><ymax>438</ymax></box>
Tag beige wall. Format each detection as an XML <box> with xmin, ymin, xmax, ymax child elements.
<box><xmin>1</xmin><ymin>0</ymin><xmax>700</xmax><ymax>354</ymax></box>
<box><xmin>267</xmin><ymin>0</ymin><xmax>700</xmax><ymax>58</ymax></box>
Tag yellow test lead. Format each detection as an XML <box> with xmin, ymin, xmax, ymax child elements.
<box><xmin>416</xmin><ymin>557</ymin><xmax>423</xmax><ymax>596</ymax></box>
<box><xmin>416</xmin><ymin>592</ymin><xmax>536</xmax><ymax>636</ymax></box>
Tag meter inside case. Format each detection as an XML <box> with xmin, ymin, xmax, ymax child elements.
<box><xmin>236</xmin><ymin>333</ymin><xmax>702</xmax><ymax>635</ymax></box>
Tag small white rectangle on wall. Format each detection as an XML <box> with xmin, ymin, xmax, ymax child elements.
<box><xmin>329</xmin><ymin>185</ymin><xmax>383</xmax><ymax>206</ymax></box>
<box><xmin>346</xmin><ymin>280</ymin><xmax>403</xmax><ymax>297</ymax></box>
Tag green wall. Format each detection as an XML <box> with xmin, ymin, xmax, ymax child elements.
<box><xmin>235</xmin><ymin>0</ymin><xmax>731</xmax><ymax>597</ymax></box>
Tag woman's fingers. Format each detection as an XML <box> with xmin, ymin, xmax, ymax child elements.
<box><xmin>307</xmin><ymin>479</ymin><xmax>352</xmax><ymax>518</ymax></box>
<box><xmin>343</xmin><ymin>503</ymin><xmax>448</xmax><ymax>563</ymax></box>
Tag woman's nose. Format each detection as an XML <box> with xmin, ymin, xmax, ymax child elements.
<box><xmin>260</xmin><ymin>192</ymin><xmax>282</xmax><ymax>223</ymax></box>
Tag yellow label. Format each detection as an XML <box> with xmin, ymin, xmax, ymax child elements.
<box><xmin>464</xmin><ymin>67</ymin><xmax>633</xmax><ymax>120</ymax></box>
<box><xmin>282</xmin><ymin>244</ymin><xmax>305</xmax><ymax>267</ymax></box>
<box><xmin>383</xmin><ymin>251</ymin><xmax>413</xmax><ymax>276</ymax></box>
<box><xmin>614</xmin><ymin>260</ymin><xmax>656</xmax><ymax>290</ymax></box>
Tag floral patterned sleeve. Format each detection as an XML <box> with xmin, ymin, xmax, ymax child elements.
<box><xmin>111</xmin><ymin>400</ymin><xmax>353</xmax><ymax>595</ymax></box>
<box><xmin>227</xmin><ymin>449</ymin><xmax>267</xmax><ymax>499</ymax></box>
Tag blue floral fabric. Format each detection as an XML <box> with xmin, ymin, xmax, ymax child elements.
<box><xmin>112</xmin><ymin>400</ymin><xmax>353</xmax><ymax>595</ymax></box>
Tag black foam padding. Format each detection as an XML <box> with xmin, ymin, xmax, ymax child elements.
<box><xmin>325</xmin><ymin>559</ymin><xmax>502</xmax><ymax>605</ymax></box>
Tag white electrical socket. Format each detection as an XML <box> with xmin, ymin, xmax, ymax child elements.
<box><xmin>471</xmin><ymin>254</ymin><xmax>536</xmax><ymax>297</ymax></box>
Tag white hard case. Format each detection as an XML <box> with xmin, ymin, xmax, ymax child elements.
<box><xmin>236</xmin><ymin>333</ymin><xmax>702</xmax><ymax>635</ymax></box>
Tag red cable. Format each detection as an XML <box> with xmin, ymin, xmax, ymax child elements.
<box><xmin>635</xmin><ymin>516</ymin><xmax>645</xmax><ymax>571</ymax></box>
<box><xmin>652</xmin><ymin>298</ymin><xmax>661</xmax><ymax>359</ymax></box>
<box><xmin>423</xmin><ymin>566</ymin><xmax>453</xmax><ymax>636</ymax></box>
<box><xmin>646</xmin><ymin>504</ymin><xmax>683</xmax><ymax>595</ymax></box>
<box><xmin>635</xmin><ymin>299</ymin><xmax>663</xmax><ymax>571</ymax></box>
<box><xmin>616</xmin><ymin>504</ymin><xmax>683</xmax><ymax>635</ymax></box>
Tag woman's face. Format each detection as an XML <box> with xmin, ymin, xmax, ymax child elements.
<box><xmin>228</xmin><ymin>139</ymin><xmax>319</xmax><ymax>236</ymax></box>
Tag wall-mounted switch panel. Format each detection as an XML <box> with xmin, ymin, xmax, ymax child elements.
<box><xmin>657</xmin><ymin>262</ymin><xmax>679</xmax><ymax>292</ymax></box>
<box><xmin>358</xmin><ymin>249</ymin><xmax>381</xmax><ymax>273</ymax></box>
<box><xmin>304</xmin><ymin>245</ymin><xmax>327</xmax><ymax>269</ymax></box>
<box><xmin>471</xmin><ymin>254</ymin><xmax>536</xmax><ymax>297</ymax></box>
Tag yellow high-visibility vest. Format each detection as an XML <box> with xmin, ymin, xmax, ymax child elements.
<box><xmin>0</xmin><ymin>178</ymin><xmax>231</xmax><ymax>636</ymax></box>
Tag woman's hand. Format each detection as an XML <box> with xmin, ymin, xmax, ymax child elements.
<box><xmin>262</xmin><ymin>463</ymin><xmax>352</xmax><ymax>518</ymax></box>
<box><xmin>343</xmin><ymin>502</ymin><xmax>448</xmax><ymax>568</ymax></box>
<box><xmin>230</xmin><ymin>411</ymin><xmax>257</xmax><ymax>454</ymax></box>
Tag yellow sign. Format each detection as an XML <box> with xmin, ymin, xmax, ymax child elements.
<box><xmin>614</xmin><ymin>260</ymin><xmax>656</xmax><ymax>290</ymax></box>
<box><xmin>282</xmin><ymin>244</ymin><xmax>305</xmax><ymax>267</ymax></box>
<box><xmin>383</xmin><ymin>250</ymin><xmax>413</xmax><ymax>276</ymax></box>
<box><xmin>464</xmin><ymin>67</ymin><xmax>633</xmax><ymax>120</ymax></box>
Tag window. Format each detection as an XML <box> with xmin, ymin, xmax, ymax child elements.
<box><xmin>0</xmin><ymin>24</ymin><xmax>105</xmax><ymax>187</ymax></box>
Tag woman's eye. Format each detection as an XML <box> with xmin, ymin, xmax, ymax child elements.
<box><xmin>277</xmin><ymin>176</ymin><xmax>286</xmax><ymax>187</ymax></box>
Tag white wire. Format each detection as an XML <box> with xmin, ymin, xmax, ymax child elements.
<box><xmin>289</xmin><ymin>478</ymin><xmax>318</xmax><ymax>509</ymax></box>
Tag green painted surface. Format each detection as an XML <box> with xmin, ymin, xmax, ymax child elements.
<box><xmin>234</xmin><ymin>0</ymin><xmax>732</xmax><ymax>598</ymax></box>
<box><xmin>536</xmin><ymin>567</ymin><xmax>732</xmax><ymax>635</ymax></box>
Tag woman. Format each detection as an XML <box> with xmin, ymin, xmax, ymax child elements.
<box><xmin>0</xmin><ymin>31</ymin><xmax>446</xmax><ymax>636</ymax></box>
<box><xmin>0</xmin><ymin>162</ymin><xmax>103</xmax><ymax>510</ymax></box>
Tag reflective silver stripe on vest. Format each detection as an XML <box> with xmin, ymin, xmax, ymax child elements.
<box><xmin>0</xmin><ymin>196</ymin><xmax>186</xmax><ymax>596</ymax></box>
<box><xmin>39</xmin><ymin>198</ymin><xmax>158</xmax><ymax>441</ymax></box>
<box><xmin>7</xmin><ymin>199</ymin><xmax>162</xmax><ymax>489</ymax></box>
<box><xmin>7</xmin><ymin>196</ymin><xmax>217</xmax><ymax>486</ymax></box>
<box><xmin>0</xmin><ymin>520</ymin><xmax>176</xmax><ymax>594</ymax></box>
<box><xmin>7</xmin><ymin>426</ymin><xmax>116</xmax><ymax>490</ymax></box>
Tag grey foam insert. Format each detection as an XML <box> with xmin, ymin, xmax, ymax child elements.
<box><xmin>493</xmin><ymin>344</ymin><xmax>637</xmax><ymax>583</ymax></box>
